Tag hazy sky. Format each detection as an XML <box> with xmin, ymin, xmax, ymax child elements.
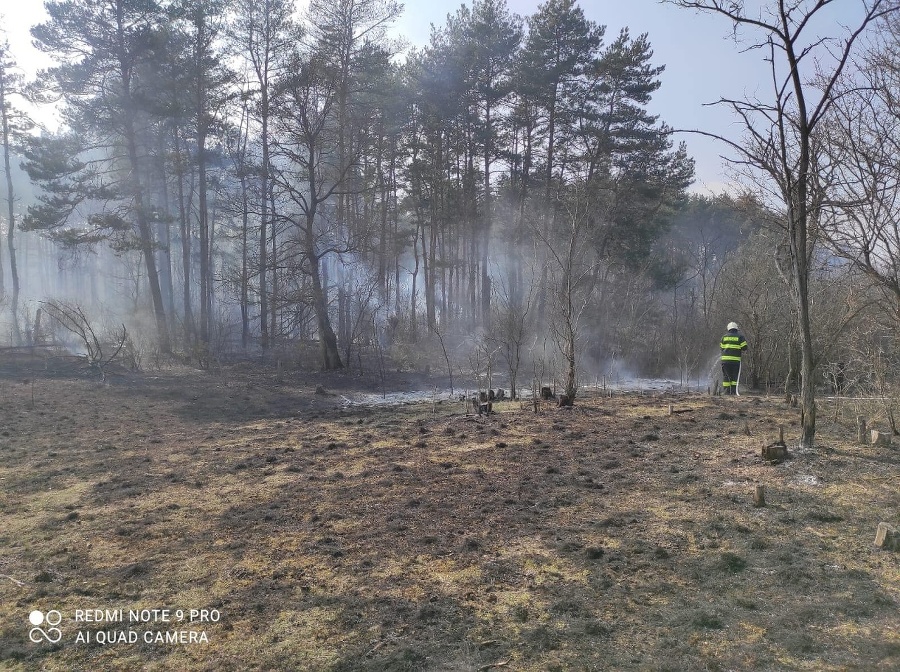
<box><xmin>0</xmin><ymin>0</ymin><xmax>878</xmax><ymax>194</ymax></box>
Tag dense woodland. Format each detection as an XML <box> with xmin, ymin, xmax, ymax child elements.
<box><xmin>2</xmin><ymin>0</ymin><xmax>900</xmax><ymax>423</ymax></box>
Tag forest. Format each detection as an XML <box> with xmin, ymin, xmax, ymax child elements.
<box><xmin>2</xmin><ymin>2</ymin><xmax>900</xmax><ymax>670</ymax></box>
<box><xmin>1</xmin><ymin>0</ymin><xmax>900</xmax><ymax>433</ymax></box>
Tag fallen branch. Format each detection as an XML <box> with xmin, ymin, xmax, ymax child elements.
<box><xmin>366</xmin><ymin>640</ymin><xmax>386</xmax><ymax>656</ymax></box>
<box><xmin>1</xmin><ymin>574</ymin><xmax>25</xmax><ymax>586</ymax></box>
<box><xmin>478</xmin><ymin>660</ymin><xmax>511</xmax><ymax>671</ymax></box>
<box><xmin>41</xmin><ymin>300</ymin><xmax>128</xmax><ymax>380</ymax></box>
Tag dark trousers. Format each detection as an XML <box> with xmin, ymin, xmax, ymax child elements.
<box><xmin>721</xmin><ymin>360</ymin><xmax>741</xmax><ymax>394</ymax></box>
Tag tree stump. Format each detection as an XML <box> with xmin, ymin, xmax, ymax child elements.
<box><xmin>871</xmin><ymin>430</ymin><xmax>892</xmax><ymax>448</ymax></box>
<box><xmin>753</xmin><ymin>484</ymin><xmax>766</xmax><ymax>508</ymax></box>
<box><xmin>875</xmin><ymin>522</ymin><xmax>899</xmax><ymax>551</ymax></box>
<box><xmin>470</xmin><ymin>397</ymin><xmax>492</xmax><ymax>415</ymax></box>
<box><xmin>540</xmin><ymin>386</ymin><xmax>553</xmax><ymax>400</ymax></box>
<box><xmin>557</xmin><ymin>394</ymin><xmax>573</xmax><ymax>408</ymax></box>
<box><xmin>857</xmin><ymin>416</ymin><xmax>868</xmax><ymax>445</ymax></box>
<box><xmin>762</xmin><ymin>443</ymin><xmax>787</xmax><ymax>461</ymax></box>
<box><xmin>762</xmin><ymin>427</ymin><xmax>788</xmax><ymax>462</ymax></box>
<box><xmin>762</xmin><ymin>443</ymin><xmax>788</xmax><ymax>461</ymax></box>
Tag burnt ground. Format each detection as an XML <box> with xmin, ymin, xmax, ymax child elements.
<box><xmin>0</xmin><ymin>352</ymin><xmax>898</xmax><ymax>671</ymax></box>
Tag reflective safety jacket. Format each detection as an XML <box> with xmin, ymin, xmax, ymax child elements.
<box><xmin>721</xmin><ymin>329</ymin><xmax>748</xmax><ymax>362</ymax></box>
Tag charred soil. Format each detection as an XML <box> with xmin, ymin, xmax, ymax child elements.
<box><xmin>0</xmin><ymin>356</ymin><xmax>898</xmax><ymax>671</ymax></box>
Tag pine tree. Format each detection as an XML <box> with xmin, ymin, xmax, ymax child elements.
<box><xmin>27</xmin><ymin>0</ymin><xmax>172</xmax><ymax>352</ymax></box>
<box><xmin>270</xmin><ymin>52</ymin><xmax>347</xmax><ymax>370</ymax></box>
<box><xmin>231</xmin><ymin>0</ymin><xmax>302</xmax><ymax>349</ymax></box>
<box><xmin>168</xmin><ymin>0</ymin><xmax>234</xmax><ymax>348</ymax></box>
<box><xmin>0</xmin><ymin>35</ymin><xmax>29</xmax><ymax>343</ymax></box>
<box><xmin>515</xmin><ymin>0</ymin><xmax>603</xmax><ymax>322</ymax></box>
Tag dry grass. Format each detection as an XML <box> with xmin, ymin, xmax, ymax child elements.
<box><xmin>0</xmin><ymin>360</ymin><xmax>898</xmax><ymax>671</ymax></box>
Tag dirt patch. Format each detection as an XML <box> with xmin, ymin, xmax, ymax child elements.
<box><xmin>0</xmin><ymin>361</ymin><xmax>898</xmax><ymax>671</ymax></box>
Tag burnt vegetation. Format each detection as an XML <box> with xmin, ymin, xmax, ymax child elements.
<box><xmin>0</xmin><ymin>359</ymin><xmax>898</xmax><ymax>670</ymax></box>
<box><xmin>2</xmin><ymin>0</ymin><xmax>900</xmax><ymax>670</ymax></box>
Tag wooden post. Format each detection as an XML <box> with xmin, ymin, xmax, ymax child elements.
<box><xmin>753</xmin><ymin>484</ymin><xmax>766</xmax><ymax>508</ymax></box>
<box><xmin>857</xmin><ymin>416</ymin><xmax>867</xmax><ymax>445</ymax></box>
<box><xmin>668</xmin><ymin>404</ymin><xmax>674</xmax><ymax>416</ymax></box>
<box><xmin>779</xmin><ymin>425</ymin><xmax>784</xmax><ymax>445</ymax></box>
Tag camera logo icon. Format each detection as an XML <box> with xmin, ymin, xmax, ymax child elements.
<box><xmin>29</xmin><ymin>610</ymin><xmax>62</xmax><ymax>644</ymax></box>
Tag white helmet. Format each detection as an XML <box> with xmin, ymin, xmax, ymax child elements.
<box><xmin>727</xmin><ymin>322</ymin><xmax>739</xmax><ymax>331</ymax></box>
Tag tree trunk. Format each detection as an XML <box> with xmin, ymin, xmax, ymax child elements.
<box><xmin>195</xmin><ymin>9</ymin><xmax>212</xmax><ymax>349</ymax></box>
<box><xmin>0</xmin><ymin>73</ymin><xmax>21</xmax><ymax>343</ymax></box>
<box><xmin>155</xmin><ymin>130</ymin><xmax>175</xmax><ymax>319</ymax></box>
<box><xmin>174</xmin><ymin>129</ymin><xmax>195</xmax><ymax>349</ymax></box>
<box><xmin>303</xmin><ymin>139</ymin><xmax>342</xmax><ymax>369</ymax></box>
<box><xmin>410</xmin><ymin>222</ymin><xmax>420</xmax><ymax>342</ymax></box>
<box><xmin>240</xmin><ymin>178</ymin><xmax>250</xmax><ymax>348</ymax></box>
<box><xmin>259</xmin><ymin>89</ymin><xmax>271</xmax><ymax>349</ymax></box>
<box><xmin>269</xmin><ymin>188</ymin><xmax>278</xmax><ymax>345</ymax></box>
<box><xmin>797</xmin><ymin>278</ymin><xmax>817</xmax><ymax>449</ymax></box>
<box><xmin>123</xmin><ymin>110</ymin><xmax>169</xmax><ymax>351</ymax></box>
<box><xmin>482</xmin><ymin>103</ymin><xmax>493</xmax><ymax>326</ymax></box>
<box><xmin>309</xmin><ymin>254</ymin><xmax>342</xmax><ymax>369</ymax></box>
<box><xmin>198</xmin><ymin>128</ymin><xmax>210</xmax><ymax>347</ymax></box>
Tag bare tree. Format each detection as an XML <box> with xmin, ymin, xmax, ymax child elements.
<box><xmin>488</xmin><ymin>257</ymin><xmax>539</xmax><ymax>400</ymax></box>
<box><xmin>821</xmin><ymin>36</ymin><xmax>900</xmax><ymax>322</ymax></box>
<box><xmin>429</xmin><ymin>320</ymin><xmax>455</xmax><ymax>396</ymax></box>
<box><xmin>667</xmin><ymin>0</ymin><xmax>899</xmax><ymax>449</ymax></box>
<box><xmin>535</xmin><ymin>188</ymin><xmax>597</xmax><ymax>402</ymax></box>
<box><xmin>42</xmin><ymin>300</ymin><xmax>128</xmax><ymax>380</ymax></box>
<box><xmin>342</xmin><ymin>261</ymin><xmax>382</xmax><ymax>368</ymax></box>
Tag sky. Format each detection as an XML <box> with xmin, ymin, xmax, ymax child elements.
<box><xmin>394</xmin><ymin>0</ymin><xmax>875</xmax><ymax>195</ymax></box>
<box><xmin>0</xmin><ymin>0</ymin><xmax>880</xmax><ymax>195</ymax></box>
<box><xmin>393</xmin><ymin>0</ymin><xmax>767</xmax><ymax>194</ymax></box>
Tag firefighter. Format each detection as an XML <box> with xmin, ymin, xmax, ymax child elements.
<box><xmin>720</xmin><ymin>321</ymin><xmax>748</xmax><ymax>395</ymax></box>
